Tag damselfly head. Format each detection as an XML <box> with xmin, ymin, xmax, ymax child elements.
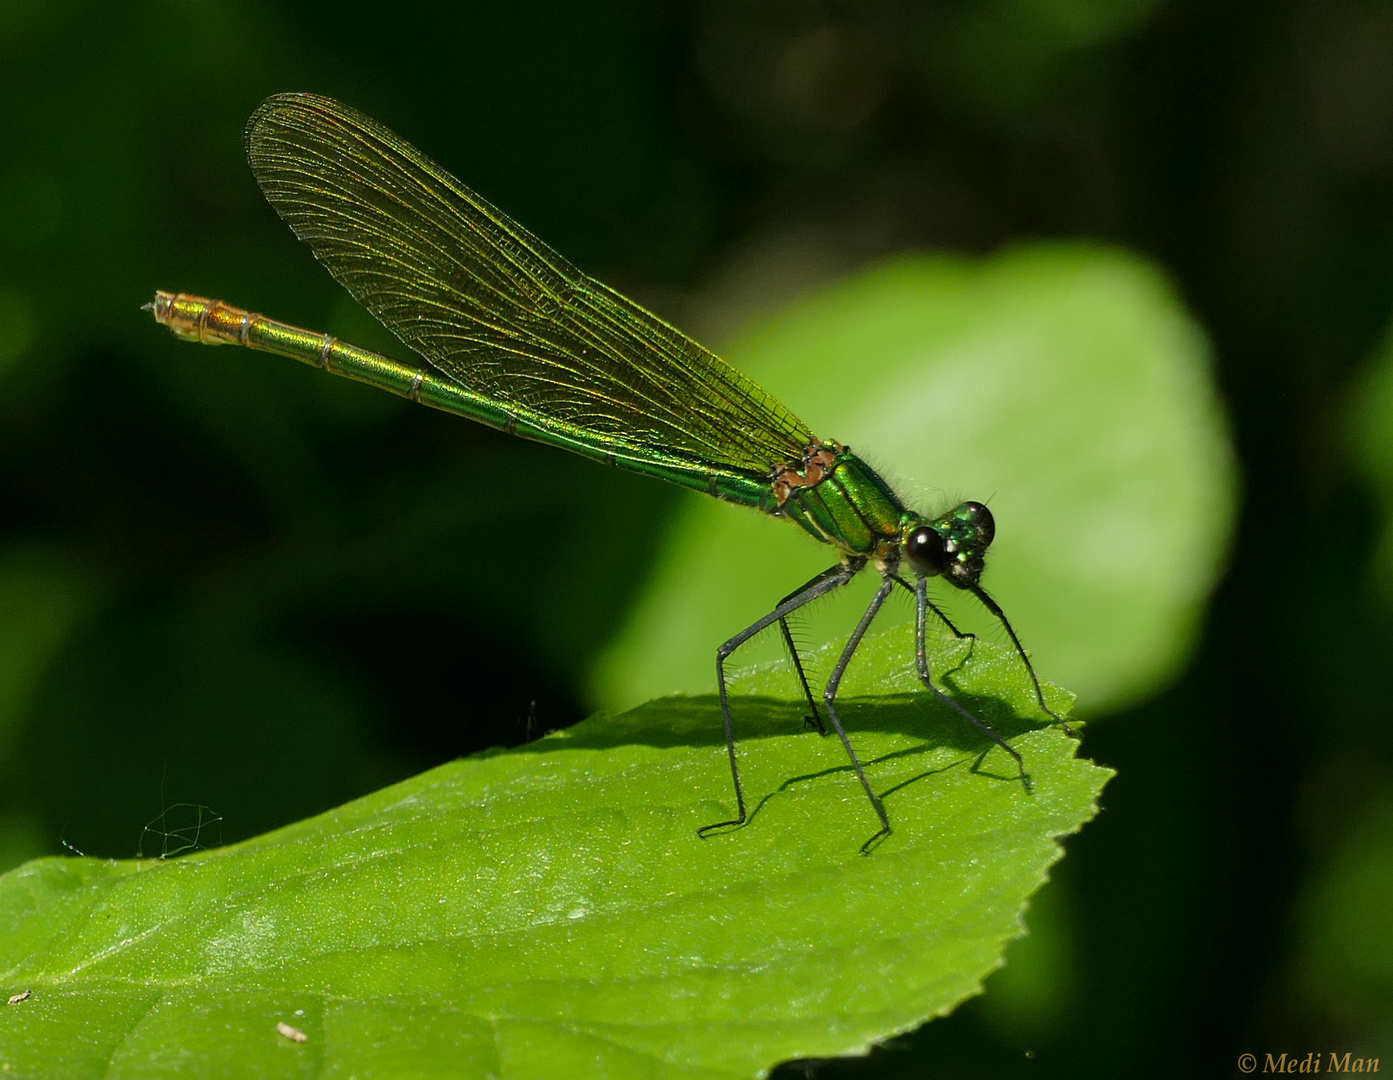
<box><xmin>902</xmin><ymin>500</ymin><xmax>995</xmax><ymax>587</ymax></box>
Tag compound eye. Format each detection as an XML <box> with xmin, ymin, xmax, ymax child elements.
<box><xmin>961</xmin><ymin>501</ymin><xmax>995</xmax><ymax>547</ymax></box>
<box><xmin>904</xmin><ymin>525</ymin><xmax>948</xmax><ymax>576</ymax></box>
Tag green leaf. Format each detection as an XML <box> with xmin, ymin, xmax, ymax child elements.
<box><xmin>926</xmin><ymin>0</ymin><xmax>1165</xmax><ymax>122</ymax></box>
<box><xmin>0</xmin><ymin>289</ymin><xmax>32</xmax><ymax>376</ymax></box>
<box><xmin>0</xmin><ymin>546</ymin><xmax>100</xmax><ymax>875</ymax></box>
<box><xmin>0</xmin><ymin>625</ymin><xmax>1110</xmax><ymax>1079</ymax></box>
<box><xmin>0</xmin><ymin>546</ymin><xmax>95</xmax><ymax>757</ymax></box>
<box><xmin>592</xmin><ymin>244</ymin><xmax>1236</xmax><ymax>718</ymax></box>
<box><xmin>1351</xmin><ymin>320</ymin><xmax>1393</xmax><ymax>606</ymax></box>
<box><xmin>1290</xmin><ymin>785</ymin><xmax>1393</xmax><ymax>1034</ymax></box>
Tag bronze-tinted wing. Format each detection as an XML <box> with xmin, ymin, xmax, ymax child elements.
<box><xmin>245</xmin><ymin>93</ymin><xmax>814</xmax><ymax>479</ymax></box>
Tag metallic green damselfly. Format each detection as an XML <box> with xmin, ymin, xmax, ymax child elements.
<box><xmin>147</xmin><ymin>93</ymin><xmax>1071</xmax><ymax>848</ymax></box>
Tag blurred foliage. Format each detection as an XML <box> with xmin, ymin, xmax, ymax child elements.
<box><xmin>0</xmin><ymin>0</ymin><xmax>1391</xmax><ymax>1074</ymax></box>
<box><xmin>1288</xmin><ymin>784</ymin><xmax>1393</xmax><ymax>1060</ymax></box>
<box><xmin>595</xmin><ymin>243</ymin><xmax>1233</xmax><ymax>716</ymax></box>
<box><xmin>0</xmin><ymin>628</ymin><xmax>1107</xmax><ymax>1078</ymax></box>
<box><xmin>1354</xmin><ymin>325</ymin><xmax>1393</xmax><ymax>603</ymax></box>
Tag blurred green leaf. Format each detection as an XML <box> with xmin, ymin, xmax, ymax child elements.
<box><xmin>0</xmin><ymin>548</ymin><xmax>94</xmax><ymax>755</ymax></box>
<box><xmin>7</xmin><ymin>611</ymin><xmax>384</xmax><ymax>860</ymax></box>
<box><xmin>927</xmin><ymin>0</ymin><xmax>1163</xmax><ymax>121</ymax></box>
<box><xmin>1351</xmin><ymin>325</ymin><xmax>1393</xmax><ymax>605</ymax></box>
<box><xmin>1352</xmin><ymin>323</ymin><xmax>1393</xmax><ymax>486</ymax></box>
<box><xmin>1291</xmin><ymin>785</ymin><xmax>1393</xmax><ymax>1050</ymax></box>
<box><xmin>0</xmin><ymin>625</ymin><xmax>1108</xmax><ymax>1079</ymax></box>
<box><xmin>0</xmin><ymin>290</ymin><xmax>33</xmax><ymax>375</ymax></box>
<box><xmin>594</xmin><ymin>244</ymin><xmax>1235</xmax><ymax>718</ymax></box>
<box><xmin>975</xmin><ymin>871</ymin><xmax>1079</xmax><ymax>1041</ymax></box>
<box><xmin>0</xmin><ymin>548</ymin><xmax>96</xmax><ymax>874</ymax></box>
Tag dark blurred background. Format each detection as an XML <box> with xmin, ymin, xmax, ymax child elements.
<box><xmin>1</xmin><ymin>0</ymin><xmax>1391</xmax><ymax>1074</ymax></box>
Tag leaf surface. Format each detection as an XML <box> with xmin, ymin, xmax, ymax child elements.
<box><xmin>0</xmin><ymin>625</ymin><xmax>1109</xmax><ymax>1079</ymax></box>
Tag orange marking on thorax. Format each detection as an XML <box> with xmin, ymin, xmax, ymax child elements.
<box><xmin>772</xmin><ymin>438</ymin><xmax>845</xmax><ymax>506</ymax></box>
